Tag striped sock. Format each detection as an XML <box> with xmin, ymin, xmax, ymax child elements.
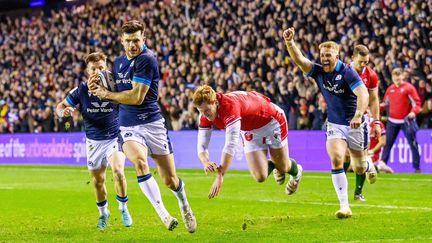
<box><xmin>96</xmin><ymin>200</ymin><xmax>108</xmax><ymax>216</ymax></box>
<box><xmin>137</xmin><ymin>174</ymin><xmax>170</xmax><ymax>220</ymax></box>
<box><xmin>116</xmin><ymin>195</ymin><xmax>128</xmax><ymax>210</ymax></box>
<box><xmin>331</xmin><ymin>169</ymin><xmax>349</xmax><ymax>208</ymax></box>
<box><xmin>172</xmin><ymin>178</ymin><xmax>190</xmax><ymax>210</ymax></box>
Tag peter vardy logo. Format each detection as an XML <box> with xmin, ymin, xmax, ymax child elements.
<box><xmin>91</xmin><ymin>102</ymin><xmax>109</xmax><ymax>108</ymax></box>
<box><xmin>323</xmin><ymin>79</ymin><xmax>344</xmax><ymax>94</ymax></box>
<box><xmin>87</xmin><ymin>102</ymin><xmax>113</xmax><ymax>113</ymax></box>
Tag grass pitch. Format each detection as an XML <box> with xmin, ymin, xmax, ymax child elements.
<box><xmin>0</xmin><ymin>165</ymin><xmax>431</xmax><ymax>242</ymax></box>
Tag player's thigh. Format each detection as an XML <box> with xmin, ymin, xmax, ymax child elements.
<box><xmin>245</xmin><ymin>150</ymin><xmax>269</xmax><ymax>182</ymax></box>
<box><xmin>326</xmin><ymin>138</ymin><xmax>348</xmax><ymax>168</ymax></box>
<box><xmin>122</xmin><ymin>140</ymin><xmax>150</xmax><ymax>175</ymax></box>
<box><xmin>269</xmin><ymin>144</ymin><xmax>290</xmax><ymax>172</ymax></box>
<box><xmin>108</xmin><ymin>151</ymin><xmax>126</xmax><ymax>175</ymax></box>
<box><xmin>347</xmin><ymin>120</ymin><xmax>369</xmax><ymax>151</ymax></box>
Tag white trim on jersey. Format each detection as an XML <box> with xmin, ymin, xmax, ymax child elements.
<box><xmin>222</xmin><ymin>119</ymin><xmax>241</xmax><ymax>156</ymax></box>
<box><xmin>197</xmin><ymin>128</ymin><xmax>212</xmax><ymax>155</ymax></box>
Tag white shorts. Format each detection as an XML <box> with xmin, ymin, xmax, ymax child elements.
<box><xmin>240</xmin><ymin>105</ymin><xmax>288</xmax><ymax>153</ymax></box>
<box><xmin>86</xmin><ymin>137</ymin><xmax>119</xmax><ymax>170</ymax></box>
<box><xmin>120</xmin><ymin>118</ymin><xmax>173</xmax><ymax>155</ymax></box>
<box><xmin>326</xmin><ymin>120</ymin><xmax>369</xmax><ymax>151</ymax></box>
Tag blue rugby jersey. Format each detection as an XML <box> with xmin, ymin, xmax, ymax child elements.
<box><xmin>306</xmin><ymin>60</ymin><xmax>364</xmax><ymax>126</ymax></box>
<box><xmin>113</xmin><ymin>44</ymin><xmax>162</xmax><ymax>127</ymax></box>
<box><xmin>66</xmin><ymin>83</ymin><xmax>119</xmax><ymax>140</ymax></box>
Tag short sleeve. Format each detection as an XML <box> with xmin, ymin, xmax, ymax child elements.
<box><xmin>66</xmin><ymin>86</ymin><xmax>80</xmax><ymax>107</ymax></box>
<box><xmin>344</xmin><ymin>67</ymin><xmax>364</xmax><ymax>91</ymax></box>
<box><xmin>368</xmin><ymin>68</ymin><xmax>379</xmax><ymax>90</ymax></box>
<box><xmin>305</xmin><ymin>63</ymin><xmax>322</xmax><ymax>81</ymax></box>
<box><xmin>199</xmin><ymin>115</ymin><xmax>213</xmax><ymax>129</ymax></box>
<box><xmin>221</xmin><ymin>102</ymin><xmax>241</xmax><ymax>127</ymax></box>
<box><xmin>132</xmin><ymin>54</ymin><xmax>156</xmax><ymax>86</ymax></box>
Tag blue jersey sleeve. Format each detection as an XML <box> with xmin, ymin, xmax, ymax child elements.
<box><xmin>132</xmin><ymin>54</ymin><xmax>157</xmax><ymax>86</ymax></box>
<box><xmin>66</xmin><ymin>86</ymin><xmax>80</xmax><ymax>107</ymax></box>
<box><xmin>305</xmin><ymin>63</ymin><xmax>322</xmax><ymax>80</ymax></box>
<box><xmin>344</xmin><ymin>66</ymin><xmax>364</xmax><ymax>91</ymax></box>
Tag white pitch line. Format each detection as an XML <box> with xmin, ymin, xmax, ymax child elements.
<box><xmin>259</xmin><ymin>199</ymin><xmax>432</xmax><ymax>211</ymax></box>
<box><xmin>0</xmin><ymin>186</ymin><xmax>15</xmax><ymax>189</ymax></box>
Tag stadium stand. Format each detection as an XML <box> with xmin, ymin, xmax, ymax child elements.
<box><xmin>0</xmin><ymin>0</ymin><xmax>430</xmax><ymax>133</ymax></box>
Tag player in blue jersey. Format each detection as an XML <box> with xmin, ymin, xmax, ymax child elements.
<box><xmin>88</xmin><ymin>20</ymin><xmax>196</xmax><ymax>233</ymax></box>
<box><xmin>283</xmin><ymin>27</ymin><xmax>377</xmax><ymax>219</ymax></box>
<box><xmin>56</xmin><ymin>52</ymin><xmax>132</xmax><ymax>229</ymax></box>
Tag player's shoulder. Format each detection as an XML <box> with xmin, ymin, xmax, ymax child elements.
<box><xmin>114</xmin><ymin>54</ymin><xmax>127</xmax><ymax>65</ymax></box>
<box><xmin>70</xmin><ymin>82</ymin><xmax>87</xmax><ymax>94</ymax></box>
<box><xmin>136</xmin><ymin>47</ymin><xmax>157</xmax><ymax>64</ymax></box>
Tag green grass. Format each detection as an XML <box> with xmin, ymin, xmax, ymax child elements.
<box><xmin>0</xmin><ymin>165</ymin><xmax>431</xmax><ymax>242</ymax></box>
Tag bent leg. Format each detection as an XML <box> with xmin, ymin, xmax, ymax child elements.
<box><xmin>245</xmin><ymin>150</ymin><xmax>269</xmax><ymax>183</ymax></box>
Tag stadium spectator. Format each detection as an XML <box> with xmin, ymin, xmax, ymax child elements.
<box><xmin>0</xmin><ymin>0</ymin><xmax>430</xmax><ymax>133</ymax></box>
<box><xmin>380</xmin><ymin>68</ymin><xmax>422</xmax><ymax>173</ymax></box>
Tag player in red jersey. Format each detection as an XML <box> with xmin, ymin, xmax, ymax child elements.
<box><xmin>367</xmin><ymin>120</ymin><xmax>392</xmax><ymax>173</ymax></box>
<box><xmin>192</xmin><ymin>85</ymin><xmax>303</xmax><ymax>199</ymax></box>
<box><xmin>380</xmin><ymin>68</ymin><xmax>422</xmax><ymax>173</ymax></box>
<box><xmin>345</xmin><ymin>45</ymin><xmax>386</xmax><ymax>201</ymax></box>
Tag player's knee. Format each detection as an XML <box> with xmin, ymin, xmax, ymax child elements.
<box><xmin>112</xmin><ymin>169</ymin><xmax>125</xmax><ymax>182</ymax></box>
<box><xmin>252</xmin><ymin>172</ymin><xmax>267</xmax><ymax>183</ymax></box>
<box><xmin>133</xmin><ymin>157</ymin><xmax>149</xmax><ymax>174</ymax></box>
<box><xmin>351</xmin><ymin>157</ymin><xmax>367</xmax><ymax>174</ymax></box>
<box><xmin>93</xmin><ymin>175</ymin><xmax>105</xmax><ymax>188</ymax></box>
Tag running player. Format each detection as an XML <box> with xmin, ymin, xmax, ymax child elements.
<box><xmin>56</xmin><ymin>52</ymin><xmax>132</xmax><ymax>229</ymax></box>
<box><xmin>89</xmin><ymin>20</ymin><xmax>196</xmax><ymax>233</ymax></box>
<box><xmin>283</xmin><ymin>27</ymin><xmax>377</xmax><ymax>219</ymax></box>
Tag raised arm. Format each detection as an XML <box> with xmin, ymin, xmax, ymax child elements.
<box><xmin>283</xmin><ymin>27</ymin><xmax>313</xmax><ymax>74</ymax></box>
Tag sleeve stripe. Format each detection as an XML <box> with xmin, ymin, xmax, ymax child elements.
<box><xmin>199</xmin><ymin>126</ymin><xmax>212</xmax><ymax>130</ymax></box>
<box><xmin>132</xmin><ymin>76</ymin><xmax>152</xmax><ymax>85</ymax></box>
<box><xmin>66</xmin><ymin>96</ymin><xmax>76</xmax><ymax>107</ymax></box>
<box><xmin>350</xmin><ymin>80</ymin><xmax>363</xmax><ymax>90</ymax></box>
<box><xmin>225</xmin><ymin>117</ymin><xmax>241</xmax><ymax>128</ymax></box>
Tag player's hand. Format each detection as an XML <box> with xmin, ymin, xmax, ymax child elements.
<box><xmin>368</xmin><ymin>150</ymin><xmax>374</xmax><ymax>156</ymax></box>
<box><xmin>349</xmin><ymin>116</ymin><xmax>361</xmax><ymax>129</ymax></box>
<box><xmin>87</xmin><ymin>74</ymin><xmax>99</xmax><ymax>91</ymax></box>
<box><xmin>62</xmin><ymin>107</ymin><xmax>75</xmax><ymax>117</ymax></box>
<box><xmin>283</xmin><ymin>27</ymin><xmax>295</xmax><ymax>43</ymax></box>
<box><xmin>408</xmin><ymin>112</ymin><xmax>416</xmax><ymax>119</ymax></box>
<box><xmin>370</xmin><ymin>123</ymin><xmax>381</xmax><ymax>138</ymax></box>
<box><xmin>90</xmin><ymin>85</ymin><xmax>109</xmax><ymax>100</ymax></box>
<box><xmin>208</xmin><ymin>172</ymin><xmax>223</xmax><ymax>199</ymax></box>
<box><xmin>203</xmin><ymin>161</ymin><xmax>218</xmax><ymax>175</ymax></box>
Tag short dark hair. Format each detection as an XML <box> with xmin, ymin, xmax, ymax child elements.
<box><xmin>353</xmin><ymin>45</ymin><xmax>369</xmax><ymax>56</ymax></box>
<box><xmin>121</xmin><ymin>20</ymin><xmax>145</xmax><ymax>34</ymax></box>
<box><xmin>85</xmin><ymin>52</ymin><xmax>106</xmax><ymax>65</ymax></box>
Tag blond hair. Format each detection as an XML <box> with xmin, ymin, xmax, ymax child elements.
<box><xmin>353</xmin><ymin>44</ymin><xmax>369</xmax><ymax>56</ymax></box>
<box><xmin>319</xmin><ymin>41</ymin><xmax>339</xmax><ymax>53</ymax></box>
<box><xmin>192</xmin><ymin>85</ymin><xmax>216</xmax><ymax>106</ymax></box>
<box><xmin>391</xmin><ymin>68</ymin><xmax>403</xmax><ymax>77</ymax></box>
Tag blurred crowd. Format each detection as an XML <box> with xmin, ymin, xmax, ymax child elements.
<box><xmin>0</xmin><ymin>0</ymin><xmax>431</xmax><ymax>134</ymax></box>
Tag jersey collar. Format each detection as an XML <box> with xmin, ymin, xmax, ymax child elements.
<box><xmin>335</xmin><ymin>60</ymin><xmax>343</xmax><ymax>72</ymax></box>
